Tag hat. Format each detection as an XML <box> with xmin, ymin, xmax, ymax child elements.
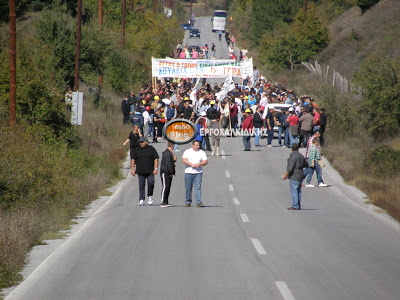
<box><xmin>138</xmin><ymin>136</ymin><xmax>148</xmax><ymax>143</ymax></box>
<box><xmin>142</xmin><ymin>100</ymin><xmax>146</xmax><ymax>105</ymax></box>
<box><xmin>145</xmin><ymin>106</ymin><xmax>150</xmax><ymax>111</ymax></box>
<box><xmin>245</xmin><ymin>96</ymin><xmax>249</xmax><ymax>99</ymax></box>
<box><xmin>201</xmin><ymin>111</ymin><xmax>207</xmax><ymax>116</ymax></box>
<box><xmin>184</xmin><ymin>97</ymin><xmax>189</xmax><ymax>100</ymax></box>
<box><xmin>245</xmin><ymin>108</ymin><xmax>251</xmax><ymax>113</ymax></box>
<box><xmin>154</xmin><ymin>96</ymin><xmax>159</xmax><ymax>100</ymax></box>
<box><xmin>288</xmin><ymin>107</ymin><xmax>294</xmax><ymax>112</ymax></box>
<box><xmin>210</xmin><ymin>100</ymin><xmax>215</xmax><ymax>105</ymax></box>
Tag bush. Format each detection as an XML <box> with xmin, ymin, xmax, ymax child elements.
<box><xmin>358</xmin><ymin>0</ymin><xmax>380</xmax><ymax>13</ymax></box>
<box><xmin>369</xmin><ymin>145</ymin><xmax>400</xmax><ymax>176</ymax></box>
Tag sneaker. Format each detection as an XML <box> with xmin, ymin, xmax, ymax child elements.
<box><xmin>318</xmin><ymin>183</ymin><xmax>328</xmax><ymax>187</ymax></box>
<box><xmin>174</xmin><ymin>149</ymin><xmax>181</xmax><ymax>152</ymax></box>
<box><xmin>267</xmin><ymin>145</ymin><xmax>273</xmax><ymax>148</ymax></box>
<box><xmin>139</xmin><ymin>200</ymin><xmax>144</xmax><ymax>206</ymax></box>
<box><xmin>160</xmin><ymin>204</ymin><xmax>170</xmax><ymax>207</ymax></box>
<box><xmin>306</xmin><ymin>184</ymin><xmax>315</xmax><ymax>187</ymax></box>
<box><xmin>148</xmin><ymin>196</ymin><xmax>153</xmax><ymax>205</ymax></box>
<box><xmin>197</xmin><ymin>203</ymin><xmax>205</xmax><ymax>207</ymax></box>
<box><xmin>185</xmin><ymin>203</ymin><xmax>191</xmax><ymax>207</ymax></box>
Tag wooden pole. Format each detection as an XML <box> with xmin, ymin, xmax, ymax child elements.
<box><xmin>122</xmin><ymin>0</ymin><xmax>126</xmax><ymax>48</ymax></box>
<box><xmin>74</xmin><ymin>0</ymin><xmax>82</xmax><ymax>91</ymax></box>
<box><xmin>9</xmin><ymin>0</ymin><xmax>16</xmax><ymax>127</ymax></box>
<box><xmin>153</xmin><ymin>0</ymin><xmax>156</xmax><ymax>14</ymax></box>
<box><xmin>99</xmin><ymin>0</ymin><xmax>103</xmax><ymax>88</ymax></box>
<box><xmin>304</xmin><ymin>0</ymin><xmax>308</xmax><ymax>17</ymax></box>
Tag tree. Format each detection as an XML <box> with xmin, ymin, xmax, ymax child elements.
<box><xmin>259</xmin><ymin>3</ymin><xmax>329</xmax><ymax>71</ymax></box>
<box><xmin>353</xmin><ymin>55</ymin><xmax>400</xmax><ymax>140</ymax></box>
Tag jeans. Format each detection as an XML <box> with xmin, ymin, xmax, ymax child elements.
<box><xmin>148</xmin><ymin>123</ymin><xmax>153</xmax><ymax>136</ymax></box>
<box><xmin>290</xmin><ymin>180</ymin><xmax>302</xmax><ymax>209</ymax></box>
<box><xmin>243</xmin><ymin>135</ymin><xmax>251</xmax><ymax>150</ymax></box>
<box><xmin>254</xmin><ymin>128</ymin><xmax>261</xmax><ymax>146</ymax></box>
<box><xmin>138</xmin><ymin>173</ymin><xmax>155</xmax><ymax>201</ymax></box>
<box><xmin>284</xmin><ymin>127</ymin><xmax>290</xmax><ymax>147</ymax></box>
<box><xmin>267</xmin><ymin>129</ymin><xmax>274</xmax><ymax>145</ymax></box>
<box><xmin>278</xmin><ymin>127</ymin><xmax>284</xmax><ymax>145</ymax></box>
<box><xmin>306</xmin><ymin>161</ymin><xmax>323</xmax><ymax>185</ymax></box>
<box><xmin>173</xmin><ymin>143</ymin><xmax>178</xmax><ymax>151</ymax></box>
<box><xmin>289</xmin><ymin>132</ymin><xmax>298</xmax><ymax>147</ymax></box>
<box><xmin>185</xmin><ymin>173</ymin><xmax>202</xmax><ymax>205</ymax></box>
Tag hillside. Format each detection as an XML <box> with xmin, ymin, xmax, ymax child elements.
<box><xmin>318</xmin><ymin>0</ymin><xmax>400</xmax><ymax>77</ymax></box>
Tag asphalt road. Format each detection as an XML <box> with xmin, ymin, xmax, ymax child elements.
<box><xmin>5</xmin><ymin>17</ymin><xmax>400</xmax><ymax>300</ymax></box>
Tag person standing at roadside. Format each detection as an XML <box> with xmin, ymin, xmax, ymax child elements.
<box><xmin>253</xmin><ymin>106</ymin><xmax>263</xmax><ymax>147</ymax></box>
<box><xmin>131</xmin><ymin>137</ymin><xmax>159</xmax><ymax>206</ymax></box>
<box><xmin>319</xmin><ymin>108</ymin><xmax>327</xmax><ymax>145</ymax></box>
<box><xmin>160</xmin><ymin>142</ymin><xmax>176</xmax><ymax>207</ymax></box>
<box><xmin>282</xmin><ymin>144</ymin><xmax>306</xmax><ymax>210</ymax></box>
<box><xmin>299</xmin><ymin>108</ymin><xmax>313</xmax><ymax>148</ymax></box>
<box><xmin>182</xmin><ymin>141</ymin><xmax>208</xmax><ymax>207</ymax></box>
<box><xmin>265</xmin><ymin>107</ymin><xmax>275</xmax><ymax>147</ymax></box>
<box><xmin>123</xmin><ymin>125</ymin><xmax>142</xmax><ymax>160</ymax></box>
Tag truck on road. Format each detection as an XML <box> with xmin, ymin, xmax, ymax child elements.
<box><xmin>211</xmin><ymin>10</ymin><xmax>227</xmax><ymax>32</ymax></box>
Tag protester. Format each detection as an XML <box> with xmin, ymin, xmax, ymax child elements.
<box><xmin>306</xmin><ymin>137</ymin><xmax>327</xmax><ymax>187</ymax></box>
<box><xmin>253</xmin><ymin>106</ymin><xmax>263</xmax><ymax>147</ymax></box>
<box><xmin>265</xmin><ymin>107</ymin><xmax>275</xmax><ymax>147</ymax></box>
<box><xmin>182</xmin><ymin>140</ymin><xmax>208</xmax><ymax>207</ymax></box>
<box><xmin>282</xmin><ymin>144</ymin><xmax>306</xmax><ymax>210</ymax></box>
<box><xmin>242</xmin><ymin>108</ymin><xmax>254</xmax><ymax>151</ymax></box>
<box><xmin>131</xmin><ymin>137</ymin><xmax>159</xmax><ymax>206</ymax></box>
<box><xmin>121</xmin><ymin>96</ymin><xmax>131</xmax><ymax>125</ymax></box>
<box><xmin>123</xmin><ymin>125</ymin><xmax>142</xmax><ymax>160</ymax></box>
<box><xmin>160</xmin><ymin>142</ymin><xmax>176</xmax><ymax>207</ymax></box>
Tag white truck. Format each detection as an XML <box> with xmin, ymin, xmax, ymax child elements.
<box><xmin>211</xmin><ymin>10</ymin><xmax>227</xmax><ymax>32</ymax></box>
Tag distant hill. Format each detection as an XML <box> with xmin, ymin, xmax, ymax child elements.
<box><xmin>318</xmin><ymin>0</ymin><xmax>400</xmax><ymax>77</ymax></box>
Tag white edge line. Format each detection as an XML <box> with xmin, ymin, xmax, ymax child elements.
<box><xmin>240</xmin><ymin>213</ymin><xmax>249</xmax><ymax>223</ymax></box>
<box><xmin>229</xmin><ymin>184</ymin><xmax>234</xmax><ymax>191</ymax></box>
<box><xmin>251</xmin><ymin>238</ymin><xmax>267</xmax><ymax>255</ymax></box>
<box><xmin>233</xmin><ymin>198</ymin><xmax>240</xmax><ymax>205</ymax></box>
<box><xmin>275</xmin><ymin>281</ymin><xmax>295</xmax><ymax>300</ymax></box>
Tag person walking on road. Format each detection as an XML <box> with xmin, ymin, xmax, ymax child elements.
<box><xmin>242</xmin><ymin>108</ymin><xmax>254</xmax><ymax>151</ymax></box>
<box><xmin>282</xmin><ymin>143</ymin><xmax>306</xmax><ymax>210</ymax></box>
<box><xmin>305</xmin><ymin>138</ymin><xmax>328</xmax><ymax>187</ymax></box>
<box><xmin>123</xmin><ymin>124</ymin><xmax>142</xmax><ymax>160</ymax></box>
<box><xmin>160</xmin><ymin>142</ymin><xmax>176</xmax><ymax>207</ymax></box>
<box><xmin>182</xmin><ymin>141</ymin><xmax>208</xmax><ymax>207</ymax></box>
<box><xmin>131</xmin><ymin>137</ymin><xmax>159</xmax><ymax>206</ymax></box>
<box><xmin>211</xmin><ymin>43</ymin><xmax>216</xmax><ymax>57</ymax></box>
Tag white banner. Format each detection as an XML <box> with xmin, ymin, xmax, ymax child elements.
<box><xmin>152</xmin><ymin>58</ymin><xmax>253</xmax><ymax>79</ymax></box>
<box><xmin>216</xmin><ymin>72</ymin><xmax>235</xmax><ymax>101</ymax></box>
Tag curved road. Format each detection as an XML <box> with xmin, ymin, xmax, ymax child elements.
<box><xmin>5</xmin><ymin>17</ymin><xmax>400</xmax><ymax>300</ymax></box>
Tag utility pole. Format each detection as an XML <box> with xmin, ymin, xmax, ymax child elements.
<box><xmin>74</xmin><ymin>0</ymin><xmax>82</xmax><ymax>92</ymax></box>
<box><xmin>99</xmin><ymin>0</ymin><xmax>103</xmax><ymax>88</ymax></box>
<box><xmin>304</xmin><ymin>0</ymin><xmax>308</xmax><ymax>17</ymax></box>
<box><xmin>153</xmin><ymin>0</ymin><xmax>156</xmax><ymax>14</ymax></box>
<box><xmin>122</xmin><ymin>0</ymin><xmax>126</xmax><ymax>48</ymax></box>
<box><xmin>9</xmin><ymin>0</ymin><xmax>16</xmax><ymax>127</ymax></box>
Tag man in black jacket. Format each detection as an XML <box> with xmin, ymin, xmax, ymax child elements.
<box><xmin>121</xmin><ymin>96</ymin><xmax>131</xmax><ymax>125</ymax></box>
<box><xmin>131</xmin><ymin>137</ymin><xmax>159</xmax><ymax>206</ymax></box>
<box><xmin>160</xmin><ymin>142</ymin><xmax>176</xmax><ymax>207</ymax></box>
<box><xmin>282</xmin><ymin>144</ymin><xmax>306</xmax><ymax>210</ymax></box>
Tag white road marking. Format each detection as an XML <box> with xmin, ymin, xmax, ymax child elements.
<box><xmin>233</xmin><ymin>198</ymin><xmax>240</xmax><ymax>205</ymax></box>
<box><xmin>240</xmin><ymin>214</ymin><xmax>249</xmax><ymax>223</ymax></box>
<box><xmin>229</xmin><ymin>184</ymin><xmax>234</xmax><ymax>191</ymax></box>
<box><xmin>221</xmin><ymin>150</ymin><xmax>226</xmax><ymax>159</ymax></box>
<box><xmin>275</xmin><ymin>281</ymin><xmax>295</xmax><ymax>300</ymax></box>
<box><xmin>251</xmin><ymin>238</ymin><xmax>267</xmax><ymax>255</ymax></box>
<box><xmin>225</xmin><ymin>170</ymin><xmax>230</xmax><ymax>178</ymax></box>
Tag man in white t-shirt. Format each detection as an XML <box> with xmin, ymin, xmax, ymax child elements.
<box><xmin>182</xmin><ymin>140</ymin><xmax>208</xmax><ymax>207</ymax></box>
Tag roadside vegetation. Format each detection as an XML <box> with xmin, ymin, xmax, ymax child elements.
<box><xmin>228</xmin><ymin>0</ymin><xmax>400</xmax><ymax>220</ymax></box>
<box><xmin>0</xmin><ymin>0</ymin><xmax>182</xmax><ymax>290</ymax></box>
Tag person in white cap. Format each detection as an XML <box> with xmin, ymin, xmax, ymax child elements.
<box><xmin>197</xmin><ymin>111</ymin><xmax>211</xmax><ymax>151</ymax></box>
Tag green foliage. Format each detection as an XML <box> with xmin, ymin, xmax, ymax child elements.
<box><xmin>250</xmin><ymin>0</ymin><xmax>304</xmax><ymax>46</ymax></box>
<box><xmin>353</xmin><ymin>55</ymin><xmax>400</xmax><ymax>140</ymax></box>
<box><xmin>370</xmin><ymin>145</ymin><xmax>400</xmax><ymax>176</ymax></box>
<box><xmin>358</xmin><ymin>0</ymin><xmax>380</xmax><ymax>13</ymax></box>
<box><xmin>259</xmin><ymin>4</ymin><xmax>329</xmax><ymax>71</ymax></box>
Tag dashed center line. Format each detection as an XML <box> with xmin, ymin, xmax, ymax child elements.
<box><xmin>275</xmin><ymin>281</ymin><xmax>295</xmax><ymax>300</ymax></box>
<box><xmin>225</xmin><ymin>170</ymin><xmax>230</xmax><ymax>178</ymax></box>
<box><xmin>251</xmin><ymin>238</ymin><xmax>267</xmax><ymax>255</ymax></box>
<box><xmin>229</xmin><ymin>184</ymin><xmax>234</xmax><ymax>192</ymax></box>
<box><xmin>233</xmin><ymin>198</ymin><xmax>240</xmax><ymax>205</ymax></box>
<box><xmin>221</xmin><ymin>150</ymin><xmax>226</xmax><ymax>159</ymax></box>
<box><xmin>240</xmin><ymin>214</ymin><xmax>249</xmax><ymax>223</ymax></box>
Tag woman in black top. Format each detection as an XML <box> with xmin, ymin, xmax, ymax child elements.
<box><xmin>123</xmin><ymin>125</ymin><xmax>142</xmax><ymax>159</ymax></box>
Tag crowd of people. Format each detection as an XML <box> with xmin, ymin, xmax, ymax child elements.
<box><xmin>121</xmin><ymin>70</ymin><xmax>328</xmax><ymax>209</ymax></box>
